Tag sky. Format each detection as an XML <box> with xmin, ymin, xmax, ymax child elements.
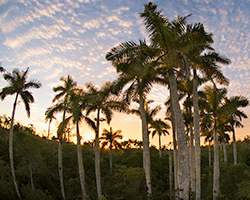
<box><xmin>0</xmin><ymin>0</ymin><xmax>249</xmax><ymax>147</ymax></box>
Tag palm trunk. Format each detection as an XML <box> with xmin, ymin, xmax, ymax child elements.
<box><xmin>76</xmin><ymin>122</ymin><xmax>88</xmax><ymax>200</ymax></box>
<box><xmin>208</xmin><ymin>141</ymin><xmax>211</xmax><ymax>167</ymax></box>
<box><xmin>109</xmin><ymin>147</ymin><xmax>113</xmax><ymax>175</ymax></box>
<box><xmin>232</xmin><ymin>128</ymin><xmax>237</xmax><ymax>165</ymax></box>
<box><xmin>95</xmin><ymin>109</ymin><xmax>102</xmax><ymax>200</ymax></box>
<box><xmin>169</xmin><ymin>69</ymin><xmax>189</xmax><ymax>199</ymax></box>
<box><xmin>222</xmin><ymin>137</ymin><xmax>227</xmax><ymax>164</ymax></box>
<box><xmin>47</xmin><ymin>120</ymin><xmax>51</xmax><ymax>139</ymax></box>
<box><xmin>213</xmin><ymin>122</ymin><xmax>220</xmax><ymax>200</ymax></box>
<box><xmin>190</xmin><ymin>125</ymin><xmax>195</xmax><ymax>193</ymax></box>
<box><xmin>159</xmin><ymin>134</ymin><xmax>162</xmax><ymax>158</ymax></box>
<box><xmin>29</xmin><ymin>162</ymin><xmax>34</xmax><ymax>191</ymax></box>
<box><xmin>193</xmin><ymin>69</ymin><xmax>201</xmax><ymax>200</ymax></box>
<box><xmin>169</xmin><ymin>150</ymin><xmax>173</xmax><ymax>199</ymax></box>
<box><xmin>59</xmin><ymin>109</ymin><xmax>66</xmax><ymax>200</ymax></box>
<box><xmin>58</xmin><ymin>140</ymin><xmax>66</xmax><ymax>200</ymax></box>
<box><xmin>170</xmin><ymin>101</ymin><xmax>179</xmax><ymax>200</ymax></box>
<box><xmin>213</xmin><ymin>84</ymin><xmax>220</xmax><ymax>200</ymax></box>
<box><xmin>9</xmin><ymin>93</ymin><xmax>21</xmax><ymax>199</ymax></box>
<box><xmin>139</xmin><ymin>94</ymin><xmax>152</xmax><ymax>198</ymax></box>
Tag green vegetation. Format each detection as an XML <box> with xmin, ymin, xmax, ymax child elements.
<box><xmin>0</xmin><ymin>121</ymin><xmax>250</xmax><ymax>200</ymax></box>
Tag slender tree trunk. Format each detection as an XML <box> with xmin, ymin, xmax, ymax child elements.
<box><xmin>190</xmin><ymin>125</ymin><xmax>195</xmax><ymax>194</ymax></box>
<box><xmin>208</xmin><ymin>141</ymin><xmax>211</xmax><ymax>168</ymax></box>
<box><xmin>47</xmin><ymin>120</ymin><xmax>51</xmax><ymax>139</ymax></box>
<box><xmin>232</xmin><ymin>128</ymin><xmax>237</xmax><ymax>165</ymax></box>
<box><xmin>193</xmin><ymin>70</ymin><xmax>201</xmax><ymax>200</ymax></box>
<box><xmin>58</xmin><ymin>140</ymin><xmax>66</xmax><ymax>200</ymax></box>
<box><xmin>213</xmin><ymin>124</ymin><xmax>220</xmax><ymax>200</ymax></box>
<box><xmin>169</xmin><ymin>69</ymin><xmax>189</xmax><ymax>200</ymax></box>
<box><xmin>76</xmin><ymin>122</ymin><xmax>88</xmax><ymax>200</ymax></box>
<box><xmin>9</xmin><ymin>93</ymin><xmax>21</xmax><ymax>199</ymax></box>
<box><xmin>109</xmin><ymin>147</ymin><xmax>113</xmax><ymax>175</ymax></box>
<box><xmin>169</xmin><ymin>150</ymin><xmax>173</xmax><ymax>199</ymax></box>
<box><xmin>29</xmin><ymin>162</ymin><xmax>34</xmax><ymax>191</ymax></box>
<box><xmin>170</xmin><ymin>101</ymin><xmax>179</xmax><ymax>200</ymax></box>
<box><xmin>159</xmin><ymin>134</ymin><xmax>162</xmax><ymax>158</ymax></box>
<box><xmin>95</xmin><ymin>109</ymin><xmax>102</xmax><ymax>200</ymax></box>
<box><xmin>59</xmin><ymin>109</ymin><xmax>66</xmax><ymax>200</ymax></box>
<box><xmin>139</xmin><ymin>94</ymin><xmax>152</xmax><ymax>198</ymax></box>
<box><xmin>222</xmin><ymin>137</ymin><xmax>227</xmax><ymax>164</ymax></box>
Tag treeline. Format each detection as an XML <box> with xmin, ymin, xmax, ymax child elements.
<box><xmin>0</xmin><ymin>121</ymin><xmax>250</xmax><ymax>200</ymax></box>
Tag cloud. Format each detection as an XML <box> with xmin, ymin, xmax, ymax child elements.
<box><xmin>83</xmin><ymin>18</ymin><xmax>105</xmax><ymax>29</ymax></box>
<box><xmin>107</xmin><ymin>15</ymin><xmax>133</xmax><ymax>28</ymax></box>
<box><xmin>3</xmin><ymin>23</ymin><xmax>71</xmax><ymax>48</ymax></box>
<box><xmin>0</xmin><ymin>2</ymin><xmax>64</xmax><ymax>33</ymax></box>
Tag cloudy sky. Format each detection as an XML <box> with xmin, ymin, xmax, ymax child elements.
<box><xmin>0</xmin><ymin>0</ymin><xmax>249</xmax><ymax>146</ymax></box>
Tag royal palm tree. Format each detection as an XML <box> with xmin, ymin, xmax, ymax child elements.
<box><xmin>100</xmin><ymin>127</ymin><xmax>123</xmax><ymax>174</ymax></box>
<box><xmin>46</xmin><ymin>75</ymin><xmax>77</xmax><ymax>200</ymax></box>
<box><xmin>0</xmin><ymin>68</ymin><xmax>41</xmax><ymax>198</ymax></box>
<box><xmin>202</xmin><ymin>85</ymin><xmax>229</xmax><ymax>200</ymax></box>
<box><xmin>226</xmin><ymin>96</ymin><xmax>249</xmax><ymax>165</ymax></box>
<box><xmin>140</xmin><ymin>3</ymin><xmax>210</xmax><ymax>198</ymax></box>
<box><xmin>106</xmin><ymin>39</ymin><xmax>162</xmax><ymax>197</ymax></box>
<box><xmin>64</xmin><ymin>89</ymin><xmax>96</xmax><ymax>200</ymax></box>
<box><xmin>45</xmin><ymin>113</ymin><xmax>56</xmax><ymax>140</ymax></box>
<box><xmin>84</xmin><ymin>81</ymin><xmax>128</xmax><ymax>200</ymax></box>
<box><xmin>149</xmin><ymin>119</ymin><xmax>170</xmax><ymax>158</ymax></box>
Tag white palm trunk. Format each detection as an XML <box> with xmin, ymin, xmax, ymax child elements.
<box><xmin>95</xmin><ymin>109</ymin><xmax>102</xmax><ymax>200</ymax></box>
<box><xmin>139</xmin><ymin>95</ymin><xmax>152</xmax><ymax>198</ymax></box>
<box><xmin>169</xmin><ymin>150</ymin><xmax>173</xmax><ymax>198</ymax></box>
<box><xmin>222</xmin><ymin>138</ymin><xmax>227</xmax><ymax>164</ymax></box>
<box><xmin>58</xmin><ymin>140</ymin><xmax>66</xmax><ymax>200</ymax></box>
<box><xmin>169</xmin><ymin>70</ymin><xmax>189</xmax><ymax>199</ymax></box>
<box><xmin>76</xmin><ymin>122</ymin><xmax>88</xmax><ymax>200</ymax></box>
<box><xmin>9</xmin><ymin>93</ymin><xmax>21</xmax><ymax>199</ymax></box>
<box><xmin>170</xmin><ymin>104</ymin><xmax>179</xmax><ymax>200</ymax></box>
<box><xmin>189</xmin><ymin>126</ymin><xmax>195</xmax><ymax>193</ymax></box>
<box><xmin>213</xmin><ymin>122</ymin><xmax>220</xmax><ymax>200</ymax></box>
<box><xmin>193</xmin><ymin>70</ymin><xmax>201</xmax><ymax>200</ymax></box>
<box><xmin>232</xmin><ymin>128</ymin><xmax>237</xmax><ymax>165</ymax></box>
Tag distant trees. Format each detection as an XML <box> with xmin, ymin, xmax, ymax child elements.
<box><xmin>100</xmin><ymin>127</ymin><xmax>123</xmax><ymax>174</ymax></box>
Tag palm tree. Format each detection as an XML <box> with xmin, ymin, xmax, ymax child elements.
<box><xmin>100</xmin><ymin>127</ymin><xmax>123</xmax><ymax>174</ymax></box>
<box><xmin>84</xmin><ymin>82</ymin><xmax>128</xmax><ymax>200</ymax></box>
<box><xmin>64</xmin><ymin>89</ymin><xmax>96</xmax><ymax>200</ymax></box>
<box><xmin>226</xmin><ymin>96</ymin><xmax>249</xmax><ymax>165</ymax></box>
<box><xmin>202</xmin><ymin>85</ymin><xmax>229</xmax><ymax>200</ymax></box>
<box><xmin>140</xmin><ymin>3</ymin><xmax>196</xmax><ymax>198</ymax></box>
<box><xmin>0</xmin><ymin>68</ymin><xmax>41</xmax><ymax>198</ymax></box>
<box><xmin>150</xmin><ymin>119</ymin><xmax>170</xmax><ymax>158</ymax></box>
<box><xmin>45</xmin><ymin>113</ymin><xmax>56</xmax><ymax>140</ymax></box>
<box><xmin>46</xmin><ymin>75</ymin><xmax>77</xmax><ymax>200</ymax></box>
<box><xmin>106</xmin><ymin>39</ymin><xmax>162</xmax><ymax>197</ymax></box>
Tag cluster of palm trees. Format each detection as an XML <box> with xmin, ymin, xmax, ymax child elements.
<box><xmin>0</xmin><ymin>2</ymin><xmax>249</xmax><ymax>200</ymax></box>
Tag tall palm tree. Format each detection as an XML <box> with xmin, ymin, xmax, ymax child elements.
<box><xmin>106</xmin><ymin>39</ymin><xmax>162</xmax><ymax>197</ymax></box>
<box><xmin>202</xmin><ymin>85</ymin><xmax>229</xmax><ymax>200</ymax></box>
<box><xmin>46</xmin><ymin>75</ymin><xmax>77</xmax><ymax>200</ymax></box>
<box><xmin>64</xmin><ymin>89</ymin><xmax>96</xmax><ymax>200</ymax></box>
<box><xmin>149</xmin><ymin>119</ymin><xmax>170</xmax><ymax>158</ymax></box>
<box><xmin>226</xmin><ymin>96</ymin><xmax>249</xmax><ymax>165</ymax></box>
<box><xmin>140</xmin><ymin>3</ymin><xmax>197</xmax><ymax>198</ymax></box>
<box><xmin>0</xmin><ymin>68</ymin><xmax>41</xmax><ymax>198</ymax></box>
<box><xmin>100</xmin><ymin>127</ymin><xmax>123</xmax><ymax>174</ymax></box>
<box><xmin>84</xmin><ymin>82</ymin><xmax>128</xmax><ymax>200</ymax></box>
